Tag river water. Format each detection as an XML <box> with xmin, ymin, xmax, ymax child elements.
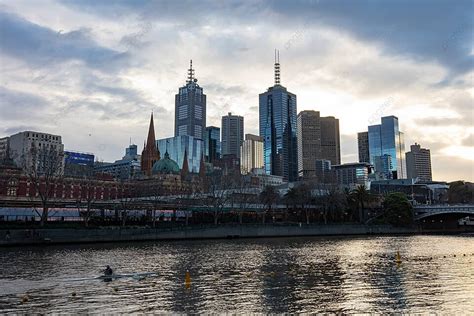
<box><xmin>1</xmin><ymin>235</ymin><xmax>473</xmax><ymax>314</ymax></box>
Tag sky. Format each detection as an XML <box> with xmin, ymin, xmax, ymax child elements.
<box><xmin>0</xmin><ymin>0</ymin><xmax>473</xmax><ymax>182</ymax></box>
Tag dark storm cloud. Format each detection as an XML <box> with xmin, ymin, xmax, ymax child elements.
<box><xmin>267</xmin><ymin>0</ymin><xmax>473</xmax><ymax>80</ymax></box>
<box><xmin>0</xmin><ymin>11</ymin><xmax>129</xmax><ymax>71</ymax></box>
<box><xmin>62</xmin><ymin>0</ymin><xmax>473</xmax><ymax>80</ymax></box>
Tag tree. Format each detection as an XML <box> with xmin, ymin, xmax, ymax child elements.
<box><xmin>77</xmin><ymin>176</ymin><xmax>98</xmax><ymax>227</ymax></box>
<box><xmin>383</xmin><ymin>192</ymin><xmax>413</xmax><ymax>226</ymax></box>
<box><xmin>22</xmin><ymin>144</ymin><xmax>64</xmax><ymax>226</ymax></box>
<box><xmin>350</xmin><ymin>184</ymin><xmax>371</xmax><ymax>223</ymax></box>
<box><xmin>260</xmin><ymin>185</ymin><xmax>279</xmax><ymax>224</ymax></box>
<box><xmin>447</xmin><ymin>181</ymin><xmax>474</xmax><ymax>204</ymax></box>
<box><xmin>204</xmin><ymin>170</ymin><xmax>231</xmax><ymax>225</ymax></box>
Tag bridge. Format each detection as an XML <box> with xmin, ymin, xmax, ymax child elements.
<box><xmin>413</xmin><ymin>204</ymin><xmax>474</xmax><ymax>220</ymax></box>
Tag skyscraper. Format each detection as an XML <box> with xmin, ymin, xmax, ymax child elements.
<box><xmin>241</xmin><ymin>134</ymin><xmax>264</xmax><ymax>174</ymax></box>
<box><xmin>406</xmin><ymin>143</ymin><xmax>432</xmax><ymax>181</ymax></box>
<box><xmin>156</xmin><ymin>135</ymin><xmax>203</xmax><ymax>173</ymax></box>
<box><xmin>221</xmin><ymin>112</ymin><xmax>244</xmax><ymax>159</ymax></box>
<box><xmin>204</xmin><ymin>126</ymin><xmax>220</xmax><ymax>163</ymax></box>
<box><xmin>320</xmin><ymin>116</ymin><xmax>341</xmax><ymax>166</ymax></box>
<box><xmin>357</xmin><ymin>131</ymin><xmax>370</xmax><ymax>163</ymax></box>
<box><xmin>297</xmin><ymin>110</ymin><xmax>340</xmax><ymax>179</ymax></box>
<box><xmin>259</xmin><ymin>50</ymin><xmax>297</xmax><ymax>182</ymax></box>
<box><xmin>368</xmin><ymin>115</ymin><xmax>406</xmax><ymax>179</ymax></box>
<box><xmin>297</xmin><ymin>110</ymin><xmax>321</xmax><ymax>179</ymax></box>
<box><xmin>175</xmin><ymin>60</ymin><xmax>206</xmax><ymax>139</ymax></box>
<box><xmin>141</xmin><ymin>113</ymin><xmax>160</xmax><ymax>176</ymax></box>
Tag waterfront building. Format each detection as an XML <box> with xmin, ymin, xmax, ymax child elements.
<box><xmin>406</xmin><ymin>143</ymin><xmax>432</xmax><ymax>181</ymax></box>
<box><xmin>64</xmin><ymin>150</ymin><xmax>95</xmax><ymax>178</ymax></box>
<box><xmin>333</xmin><ymin>162</ymin><xmax>371</xmax><ymax>188</ymax></box>
<box><xmin>8</xmin><ymin>131</ymin><xmax>64</xmax><ymax>175</ymax></box>
<box><xmin>94</xmin><ymin>144</ymin><xmax>141</xmax><ymax>180</ymax></box>
<box><xmin>0</xmin><ymin>166</ymin><xmax>125</xmax><ymax>201</ymax></box>
<box><xmin>297</xmin><ymin>110</ymin><xmax>341</xmax><ymax>179</ymax></box>
<box><xmin>157</xmin><ymin>135</ymin><xmax>204</xmax><ymax>173</ymax></box>
<box><xmin>141</xmin><ymin>113</ymin><xmax>160</xmax><ymax>176</ymax></box>
<box><xmin>204</xmin><ymin>126</ymin><xmax>221</xmax><ymax>163</ymax></box>
<box><xmin>174</xmin><ymin>60</ymin><xmax>206</xmax><ymax>139</ymax></box>
<box><xmin>367</xmin><ymin>115</ymin><xmax>406</xmax><ymax>179</ymax></box>
<box><xmin>221</xmin><ymin>112</ymin><xmax>244</xmax><ymax>159</ymax></box>
<box><xmin>246</xmin><ymin>167</ymin><xmax>285</xmax><ymax>189</ymax></box>
<box><xmin>370</xmin><ymin>179</ymin><xmax>447</xmax><ymax>204</ymax></box>
<box><xmin>240</xmin><ymin>134</ymin><xmax>264</xmax><ymax>174</ymax></box>
<box><xmin>357</xmin><ymin>131</ymin><xmax>370</xmax><ymax>163</ymax></box>
<box><xmin>259</xmin><ymin>50</ymin><xmax>298</xmax><ymax>182</ymax></box>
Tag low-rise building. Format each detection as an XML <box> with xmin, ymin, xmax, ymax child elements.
<box><xmin>8</xmin><ymin>131</ymin><xmax>64</xmax><ymax>175</ymax></box>
<box><xmin>333</xmin><ymin>162</ymin><xmax>372</xmax><ymax>189</ymax></box>
<box><xmin>94</xmin><ymin>144</ymin><xmax>141</xmax><ymax>180</ymax></box>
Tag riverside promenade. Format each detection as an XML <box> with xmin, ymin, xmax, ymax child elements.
<box><xmin>2</xmin><ymin>223</ymin><xmax>464</xmax><ymax>246</ymax></box>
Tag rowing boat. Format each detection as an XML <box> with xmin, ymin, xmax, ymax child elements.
<box><xmin>66</xmin><ymin>272</ymin><xmax>158</xmax><ymax>282</ymax></box>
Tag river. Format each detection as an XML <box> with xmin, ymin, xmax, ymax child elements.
<box><xmin>1</xmin><ymin>235</ymin><xmax>473</xmax><ymax>314</ymax></box>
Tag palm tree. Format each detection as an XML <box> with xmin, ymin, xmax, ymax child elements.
<box><xmin>350</xmin><ymin>184</ymin><xmax>371</xmax><ymax>223</ymax></box>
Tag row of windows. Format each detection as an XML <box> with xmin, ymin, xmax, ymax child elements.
<box><xmin>26</xmin><ymin>133</ymin><xmax>60</xmax><ymax>142</ymax></box>
<box><xmin>178</xmin><ymin>105</ymin><xmax>188</xmax><ymax>120</ymax></box>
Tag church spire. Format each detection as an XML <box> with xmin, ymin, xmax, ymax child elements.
<box><xmin>181</xmin><ymin>149</ymin><xmax>189</xmax><ymax>179</ymax></box>
<box><xmin>147</xmin><ymin>112</ymin><xmax>157</xmax><ymax>149</ymax></box>
<box><xmin>199</xmin><ymin>152</ymin><xmax>206</xmax><ymax>178</ymax></box>
<box><xmin>141</xmin><ymin>112</ymin><xmax>160</xmax><ymax>176</ymax></box>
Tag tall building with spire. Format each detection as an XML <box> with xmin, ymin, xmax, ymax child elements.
<box><xmin>259</xmin><ymin>50</ymin><xmax>298</xmax><ymax>182</ymax></box>
<box><xmin>141</xmin><ymin>112</ymin><xmax>160</xmax><ymax>176</ymax></box>
<box><xmin>174</xmin><ymin>60</ymin><xmax>207</xmax><ymax>140</ymax></box>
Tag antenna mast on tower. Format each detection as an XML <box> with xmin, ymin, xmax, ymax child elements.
<box><xmin>187</xmin><ymin>59</ymin><xmax>195</xmax><ymax>84</ymax></box>
<box><xmin>274</xmin><ymin>49</ymin><xmax>281</xmax><ymax>85</ymax></box>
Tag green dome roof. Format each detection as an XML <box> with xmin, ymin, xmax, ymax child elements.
<box><xmin>152</xmin><ymin>151</ymin><xmax>180</xmax><ymax>175</ymax></box>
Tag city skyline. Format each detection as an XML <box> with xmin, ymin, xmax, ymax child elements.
<box><xmin>0</xmin><ymin>0</ymin><xmax>472</xmax><ymax>182</ymax></box>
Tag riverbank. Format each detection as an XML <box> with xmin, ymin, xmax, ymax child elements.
<box><xmin>1</xmin><ymin>224</ymin><xmax>472</xmax><ymax>246</ymax></box>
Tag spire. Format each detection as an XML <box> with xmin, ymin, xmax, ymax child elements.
<box><xmin>274</xmin><ymin>49</ymin><xmax>280</xmax><ymax>85</ymax></box>
<box><xmin>187</xmin><ymin>59</ymin><xmax>195</xmax><ymax>84</ymax></box>
<box><xmin>199</xmin><ymin>153</ymin><xmax>206</xmax><ymax>178</ymax></box>
<box><xmin>141</xmin><ymin>112</ymin><xmax>160</xmax><ymax>176</ymax></box>
<box><xmin>146</xmin><ymin>112</ymin><xmax>156</xmax><ymax>149</ymax></box>
<box><xmin>181</xmin><ymin>149</ymin><xmax>189</xmax><ymax>178</ymax></box>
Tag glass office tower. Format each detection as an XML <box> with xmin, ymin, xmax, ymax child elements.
<box><xmin>368</xmin><ymin>116</ymin><xmax>406</xmax><ymax>179</ymax></box>
<box><xmin>157</xmin><ymin>135</ymin><xmax>204</xmax><ymax>173</ymax></box>
<box><xmin>175</xmin><ymin>60</ymin><xmax>206</xmax><ymax>139</ymax></box>
<box><xmin>204</xmin><ymin>126</ymin><xmax>221</xmax><ymax>163</ymax></box>
<box><xmin>259</xmin><ymin>51</ymin><xmax>297</xmax><ymax>182</ymax></box>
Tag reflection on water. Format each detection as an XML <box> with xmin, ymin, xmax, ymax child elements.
<box><xmin>1</xmin><ymin>236</ymin><xmax>473</xmax><ymax>313</ymax></box>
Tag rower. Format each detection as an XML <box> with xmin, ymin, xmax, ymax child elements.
<box><xmin>104</xmin><ymin>265</ymin><xmax>113</xmax><ymax>276</ymax></box>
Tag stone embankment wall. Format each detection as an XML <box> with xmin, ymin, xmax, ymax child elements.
<box><xmin>0</xmin><ymin>224</ymin><xmax>466</xmax><ymax>246</ymax></box>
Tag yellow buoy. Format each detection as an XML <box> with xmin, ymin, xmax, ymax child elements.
<box><xmin>185</xmin><ymin>271</ymin><xmax>191</xmax><ymax>289</ymax></box>
<box><xmin>395</xmin><ymin>251</ymin><xmax>402</xmax><ymax>264</ymax></box>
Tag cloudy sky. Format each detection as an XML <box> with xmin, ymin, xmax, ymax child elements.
<box><xmin>0</xmin><ymin>0</ymin><xmax>472</xmax><ymax>181</ymax></box>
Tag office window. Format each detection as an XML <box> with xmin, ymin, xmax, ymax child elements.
<box><xmin>178</xmin><ymin>105</ymin><xmax>188</xmax><ymax>120</ymax></box>
<box><xmin>178</xmin><ymin>125</ymin><xmax>187</xmax><ymax>136</ymax></box>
